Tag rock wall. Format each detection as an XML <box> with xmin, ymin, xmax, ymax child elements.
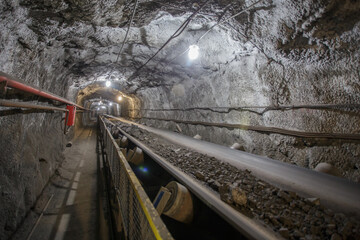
<box><xmin>0</xmin><ymin>113</ymin><xmax>65</xmax><ymax>239</ymax></box>
<box><xmin>0</xmin><ymin>1</ymin><xmax>68</xmax><ymax>239</ymax></box>
<box><xmin>136</xmin><ymin>0</ymin><xmax>360</xmax><ymax>182</ymax></box>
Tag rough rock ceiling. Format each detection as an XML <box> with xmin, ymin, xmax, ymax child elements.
<box><xmin>13</xmin><ymin>0</ymin><xmax>246</xmax><ymax>92</ymax></box>
<box><xmin>3</xmin><ymin>0</ymin><xmax>358</xmax><ymax>96</ymax></box>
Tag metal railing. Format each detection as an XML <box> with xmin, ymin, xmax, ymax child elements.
<box><xmin>99</xmin><ymin>117</ymin><xmax>173</xmax><ymax>240</ymax></box>
<box><xmin>0</xmin><ymin>71</ymin><xmax>87</xmax><ymax>110</ymax></box>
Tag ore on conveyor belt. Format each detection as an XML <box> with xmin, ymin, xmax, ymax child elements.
<box><xmin>110</xmin><ymin>121</ymin><xmax>360</xmax><ymax>240</ymax></box>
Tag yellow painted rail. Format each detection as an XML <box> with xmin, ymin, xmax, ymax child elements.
<box><xmin>99</xmin><ymin>117</ymin><xmax>173</xmax><ymax>240</ymax></box>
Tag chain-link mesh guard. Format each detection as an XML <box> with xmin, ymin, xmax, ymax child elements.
<box><xmin>99</xmin><ymin>118</ymin><xmax>173</xmax><ymax>240</ymax></box>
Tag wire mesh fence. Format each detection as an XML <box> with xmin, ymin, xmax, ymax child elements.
<box><xmin>99</xmin><ymin>117</ymin><xmax>172</xmax><ymax>240</ymax></box>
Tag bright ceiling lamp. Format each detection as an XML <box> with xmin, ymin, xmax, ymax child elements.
<box><xmin>109</xmin><ymin>102</ymin><xmax>113</xmax><ymax>106</ymax></box>
<box><xmin>118</xmin><ymin>96</ymin><xmax>123</xmax><ymax>101</ymax></box>
<box><xmin>105</xmin><ymin>80</ymin><xmax>111</xmax><ymax>87</ymax></box>
<box><xmin>188</xmin><ymin>45</ymin><xmax>199</xmax><ymax>60</ymax></box>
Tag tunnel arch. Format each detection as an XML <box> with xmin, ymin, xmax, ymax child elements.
<box><xmin>76</xmin><ymin>82</ymin><xmax>141</xmax><ymax>118</ymax></box>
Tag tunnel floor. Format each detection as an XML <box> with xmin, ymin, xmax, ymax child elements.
<box><xmin>13</xmin><ymin>128</ymin><xmax>110</xmax><ymax>240</ymax></box>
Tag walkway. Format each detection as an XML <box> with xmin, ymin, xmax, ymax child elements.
<box><xmin>14</xmin><ymin>128</ymin><xmax>110</xmax><ymax>240</ymax></box>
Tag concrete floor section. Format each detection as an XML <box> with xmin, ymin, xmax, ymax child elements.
<box><xmin>12</xmin><ymin>127</ymin><xmax>110</xmax><ymax>240</ymax></box>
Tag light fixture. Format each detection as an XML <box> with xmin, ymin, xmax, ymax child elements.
<box><xmin>109</xmin><ymin>102</ymin><xmax>113</xmax><ymax>106</ymax></box>
<box><xmin>118</xmin><ymin>96</ymin><xmax>123</xmax><ymax>101</ymax></box>
<box><xmin>188</xmin><ymin>45</ymin><xmax>199</xmax><ymax>60</ymax></box>
<box><xmin>105</xmin><ymin>80</ymin><xmax>111</xmax><ymax>87</ymax></box>
<box><xmin>97</xmin><ymin>107</ymin><xmax>100</xmax><ymax>110</ymax></box>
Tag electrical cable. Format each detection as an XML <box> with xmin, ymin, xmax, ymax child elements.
<box><xmin>26</xmin><ymin>194</ymin><xmax>54</xmax><ymax>240</ymax></box>
<box><xmin>128</xmin><ymin>0</ymin><xmax>212</xmax><ymax>80</ymax></box>
<box><xmin>115</xmin><ymin>0</ymin><xmax>139</xmax><ymax>64</ymax></box>
<box><xmin>196</xmin><ymin>0</ymin><xmax>265</xmax><ymax>43</ymax></box>
<box><xmin>166</xmin><ymin>3</ymin><xmax>231</xmax><ymax>64</ymax></box>
<box><xmin>89</xmin><ymin>0</ymin><xmax>139</xmax><ymax>86</ymax></box>
<box><xmin>168</xmin><ymin>0</ymin><xmax>266</xmax><ymax>63</ymax></box>
<box><xmin>136</xmin><ymin>116</ymin><xmax>360</xmax><ymax>141</ymax></box>
<box><xmin>154</xmin><ymin>0</ymin><xmax>218</xmax><ymax>17</ymax></box>
<box><xmin>130</xmin><ymin>103</ymin><xmax>360</xmax><ymax>115</ymax></box>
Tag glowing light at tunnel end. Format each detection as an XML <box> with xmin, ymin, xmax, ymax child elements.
<box><xmin>105</xmin><ymin>80</ymin><xmax>111</xmax><ymax>87</ymax></box>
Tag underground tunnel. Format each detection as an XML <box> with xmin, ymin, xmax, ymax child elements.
<box><xmin>0</xmin><ymin>0</ymin><xmax>360</xmax><ymax>239</ymax></box>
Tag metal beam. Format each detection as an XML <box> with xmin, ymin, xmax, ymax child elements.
<box><xmin>0</xmin><ymin>71</ymin><xmax>86</xmax><ymax>110</ymax></box>
<box><xmin>0</xmin><ymin>99</ymin><xmax>68</xmax><ymax>112</ymax></box>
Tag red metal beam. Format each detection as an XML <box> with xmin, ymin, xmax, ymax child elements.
<box><xmin>0</xmin><ymin>71</ymin><xmax>86</xmax><ymax>110</ymax></box>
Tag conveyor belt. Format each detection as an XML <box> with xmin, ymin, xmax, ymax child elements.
<box><xmin>105</xmin><ymin>118</ymin><xmax>279</xmax><ymax>240</ymax></box>
<box><xmin>106</xmin><ymin>115</ymin><xmax>360</xmax><ymax>217</ymax></box>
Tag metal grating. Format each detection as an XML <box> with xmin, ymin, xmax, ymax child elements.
<box><xmin>99</xmin><ymin>117</ymin><xmax>173</xmax><ymax>240</ymax></box>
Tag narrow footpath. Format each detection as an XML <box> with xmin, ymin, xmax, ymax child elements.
<box><xmin>13</xmin><ymin>127</ymin><xmax>110</xmax><ymax>240</ymax></box>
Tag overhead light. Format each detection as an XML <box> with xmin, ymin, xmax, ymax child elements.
<box><xmin>101</xmin><ymin>106</ymin><xmax>106</xmax><ymax>109</ymax></box>
<box><xmin>188</xmin><ymin>45</ymin><xmax>199</xmax><ymax>60</ymax></box>
<box><xmin>97</xmin><ymin>107</ymin><xmax>99</xmax><ymax>110</ymax></box>
<box><xmin>118</xmin><ymin>96</ymin><xmax>123</xmax><ymax>101</ymax></box>
<box><xmin>109</xmin><ymin>102</ymin><xmax>113</xmax><ymax>106</ymax></box>
<box><xmin>105</xmin><ymin>81</ymin><xmax>111</xmax><ymax>87</ymax></box>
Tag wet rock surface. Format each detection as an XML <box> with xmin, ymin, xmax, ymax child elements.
<box><xmin>114</xmin><ymin>121</ymin><xmax>360</xmax><ymax>240</ymax></box>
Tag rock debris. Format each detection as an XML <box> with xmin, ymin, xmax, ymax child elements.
<box><xmin>114</xmin><ymin>122</ymin><xmax>360</xmax><ymax>240</ymax></box>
